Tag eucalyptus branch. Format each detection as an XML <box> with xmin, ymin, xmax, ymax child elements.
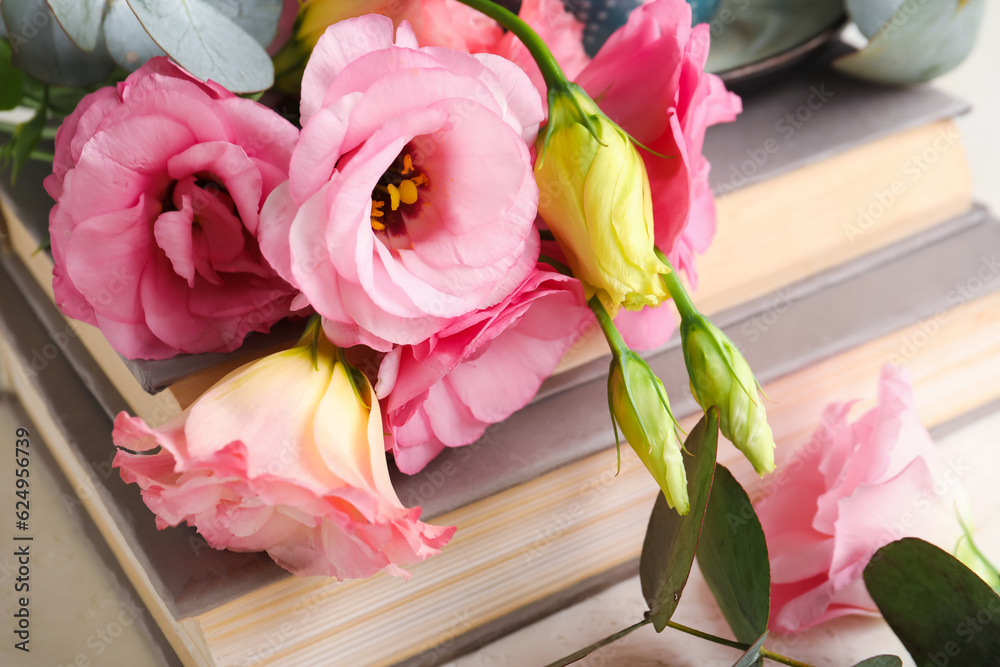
<box><xmin>665</xmin><ymin>620</ymin><xmax>818</xmax><ymax>667</ymax></box>
<box><xmin>542</xmin><ymin>618</ymin><xmax>652</xmax><ymax>667</ymax></box>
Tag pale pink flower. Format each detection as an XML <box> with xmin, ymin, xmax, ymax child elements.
<box><xmin>376</xmin><ymin>266</ymin><xmax>590</xmax><ymax>473</ymax></box>
<box><xmin>259</xmin><ymin>15</ymin><xmax>545</xmax><ymax>350</ymax></box>
<box><xmin>46</xmin><ymin>58</ymin><xmax>299</xmax><ymax>359</ymax></box>
<box><xmin>756</xmin><ymin>366</ymin><xmax>965</xmax><ymax>633</ymax></box>
<box><xmin>113</xmin><ymin>331</ymin><xmax>454</xmax><ymax>579</ymax></box>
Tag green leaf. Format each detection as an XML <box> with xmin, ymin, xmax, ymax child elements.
<box><xmin>851</xmin><ymin>656</ymin><xmax>903</xmax><ymax>667</ymax></box>
<box><xmin>640</xmin><ymin>409</ymin><xmax>719</xmax><ymax>632</ymax></box>
<box><xmin>731</xmin><ymin>632</ymin><xmax>767</xmax><ymax>667</ymax></box>
<box><xmin>0</xmin><ymin>39</ymin><xmax>26</xmax><ymax>110</ymax></box>
<box><xmin>45</xmin><ymin>0</ymin><xmax>107</xmax><ymax>51</ymax></box>
<box><xmin>834</xmin><ymin>0</ymin><xmax>984</xmax><ymax>85</ymax></box>
<box><xmin>697</xmin><ymin>464</ymin><xmax>770</xmax><ymax>644</ymax></box>
<box><xmin>1</xmin><ymin>0</ymin><xmax>114</xmax><ymax>86</ymax></box>
<box><xmin>126</xmin><ymin>0</ymin><xmax>274</xmax><ymax>92</ymax></box>
<box><xmin>0</xmin><ymin>104</ymin><xmax>46</xmax><ymax>183</ymax></box>
<box><xmin>864</xmin><ymin>538</ymin><xmax>1000</xmax><ymax>664</ymax></box>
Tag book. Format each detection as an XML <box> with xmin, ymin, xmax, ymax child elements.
<box><xmin>2</xmin><ymin>204</ymin><xmax>997</xmax><ymax>666</ymax></box>
<box><xmin>0</xmin><ymin>55</ymin><xmax>974</xmax><ymax>425</ymax></box>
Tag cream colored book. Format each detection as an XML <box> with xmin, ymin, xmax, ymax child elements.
<box><xmin>1</xmin><ymin>204</ymin><xmax>997</xmax><ymax>666</ymax></box>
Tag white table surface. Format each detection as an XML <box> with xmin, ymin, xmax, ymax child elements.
<box><xmin>2</xmin><ymin>5</ymin><xmax>999</xmax><ymax>667</ymax></box>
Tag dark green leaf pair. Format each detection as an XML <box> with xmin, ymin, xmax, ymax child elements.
<box><xmin>639</xmin><ymin>410</ymin><xmax>770</xmax><ymax>639</ymax></box>
<box><xmin>638</xmin><ymin>413</ymin><xmax>899</xmax><ymax>667</ymax></box>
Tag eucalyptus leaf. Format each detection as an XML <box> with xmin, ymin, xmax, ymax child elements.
<box><xmin>126</xmin><ymin>0</ymin><xmax>274</xmax><ymax>92</ymax></box>
<box><xmin>45</xmin><ymin>0</ymin><xmax>107</xmax><ymax>51</ymax></box>
<box><xmin>834</xmin><ymin>0</ymin><xmax>984</xmax><ymax>85</ymax></box>
<box><xmin>845</xmin><ymin>0</ymin><xmax>905</xmax><ymax>39</ymax></box>
<box><xmin>2</xmin><ymin>0</ymin><xmax>115</xmax><ymax>86</ymax></box>
<box><xmin>851</xmin><ymin>656</ymin><xmax>903</xmax><ymax>667</ymax></box>
<box><xmin>731</xmin><ymin>632</ymin><xmax>767</xmax><ymax>667</ymax></box>
<box><xmin>204</xmin><ymin>0</ymin><xmax>283</xmax><ymax>48</ymax></box>
<box><xmin>0</xmin><ymin>40</ymin><xmax>26</xmax><ymax>110</ymax></box>
<box><xmin>697</xmin><ymin>464</ymin><xmax>770</xmax><ymax>644</ymax></box>
<box><xmin>640</xmin><ymin>409</ymin><xmax>719</xmax><ymax>632</ymax></box>
<box><xmin>864</xmin><ymin>538</ymin><xmax>1000</xmax><ymax>664</ymax></box>
<box><xmin>104</xmin><ymin>0</ymin><xmax>165</xmax><ymax>71</ymax></box>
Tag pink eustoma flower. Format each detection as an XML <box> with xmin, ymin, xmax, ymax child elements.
<box><xmin>260</xmin><ymin>14</ymin><xmax>545</xmax><ymax>351</ymax></box>
<box><xmin>755</xmin><ymin>365</ymin><xmax>965</xmax><ymax>633</ymax></box>
<box><xmin>46</xmin><ymin>58</ymin><xmax>300</xmax><ymax>360</ymax></box>
<box><xmin>113</xmin><ymin>330</ymin><xmax>454</xmax><ymax>579</ymax></box>
<box><xmin>377</xmin><ymin>265</ymin><xmax>590</xmax><ymax>473</ymax></box>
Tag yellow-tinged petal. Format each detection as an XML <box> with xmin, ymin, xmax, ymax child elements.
<box><xmin>535</xmin><ymin>85</ymin><xmax>668</xmax><ymax>312</ymax></box>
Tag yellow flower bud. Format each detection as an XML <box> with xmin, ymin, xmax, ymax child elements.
<box><xmin>609</xmin><ymin>351</ymin><xmax>689</xmax><ymax>514</ymax></box>
<box><xmin>535</xmin><ymin>85</ymin><xmax>669</xmax><ymax>313</ymax></box>
<box><xmin>681</xmin><ymin>315</ymin><xmax>775</xmax><ymax>475</ymax></box>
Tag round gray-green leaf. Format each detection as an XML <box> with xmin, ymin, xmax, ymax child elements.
<box><xmin>697</xmin><ymin>464</ymin><xmax>770</xmax><ymax>644</ymax></box>
<box><xmin>125</xmin><ymin>0</ymin><xmax>274</xmax><ymax>92</ymax></box>
<box><xmin>2</xmin><ymin>0</ymin><xmax>115</xmax><ymax>86</ymax></box>
<box><xmin>845</xmin><ymin>0</ymin><xmax>905</xmax><ymax>39</ymax></box>
<box><xmin>45</xmin><ymin>0</ymin><xmax>108</xmax><ymax>51</ymax></box>
<box><xmin>834</xmin><ymin>0</ymin><xmax>984</xmax><ymax>85</ymax></box>
<box><xmin>640</xmin><ymin>409</ymin><xmax>719</xmax><ymax>632</ymax></box>
<box><xmin>104</xmin><ymin>0</ymin><xmax>166</xmax><ymax>71</ymax></box>
<box><xmin>204</xmin><ymin>0</ymin><xmax>283</xmax><ymax>48</ymax></box>
<box><xmin>864</xmin><ymin>538</ymin><xmax>1000</xmax><ymax>664</ymax></box>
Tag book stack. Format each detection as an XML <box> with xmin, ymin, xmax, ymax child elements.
<box><xmin>1</xmin><ymin>52</ymin><xmax>997</xmax><ymax>666</ymax></box>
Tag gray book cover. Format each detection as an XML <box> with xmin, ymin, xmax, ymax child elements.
<box><xmin>0</xmin><ymin>47</ymin><xmax>969</xmax><ymax>396</ymax></box>
<box><xmin>1</xmin><ymin>204</ymin><xmax>997</xmax><ymax>667</ymax></box>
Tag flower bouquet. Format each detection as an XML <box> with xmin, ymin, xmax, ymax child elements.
<box><xmin>1</xmin><ymin>0</ymin><xmax>998</xmax><ymax>665</ymax></box>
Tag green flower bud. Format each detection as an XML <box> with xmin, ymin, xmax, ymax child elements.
<box><xmin>609</xmin><ymin>351</ymin><xmax>689</xmax><ymax>514</ymax></box>
<box><xmin>535</xmin><ymin>84</ymin><xmax>669</xmax><ymax>313</ymax></box>
<box><xmin>681</xmin><ymin>315</ymin><xmax>775</xmax><ymax>475</ymax></box>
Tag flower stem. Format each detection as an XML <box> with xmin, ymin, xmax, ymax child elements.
<box><xmin>665</xmin><ymin>620</ymin><xmax>817</xmax><ymax>667</ymax></box>
<box><xmin>588</xmin><ymin>295</ymin><xmax>630</xmax><ymax>359</ymax></box>
<box><xmin>663</xmin><ymin>620</ymin><xmax>746</xmax><ymax>650</ymax></box>
<box><xmin>452</xmin><ymin>0</ymin><xmax>567</xmax><ymax>89</ymax></box>
<box><xmin>654</xmin><ymin>248</ymin><xmax>699</xmax><ymax>320</ymax></box>
<box><xmin>0</xmin><ymin>120</ymin><xmax>57</xmax><ymax>140</ymax></box>
<box><xmin>542</xmin><ymin>617</ymin><xmax>652</xmax><ymax>667</ymax></box>
<box><xmin>759</xmin><ymin>649</ymin><xmax>819</xmax><ymax>667</ymax></box>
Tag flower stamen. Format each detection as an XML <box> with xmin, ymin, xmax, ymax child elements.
<box><xmin>370</xmin><ymin>152</ymin><xmax>429</xmax><ymax>232</ymax></box>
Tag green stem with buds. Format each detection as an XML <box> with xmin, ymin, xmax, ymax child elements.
<box><xmin>654</xmin><ymin>248</ymin><xmax>699</xmax><ymax>320</ymax></box>
<box><xmin>588</xmin><ymin>295</ymin><xmax>630</xmax><ymax>360</ymax></box>
<box><xmin>452</xmin><ymin>0</ymin><xmax>567</xmax><ymax>89</ymax></box>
